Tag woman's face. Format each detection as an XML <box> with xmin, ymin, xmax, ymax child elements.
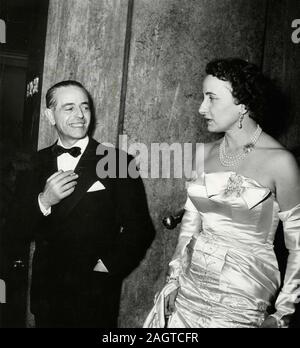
<box><xmin>199</xmin><ymin>74</ymin><xmax>242</xmax><ymax>133</ymax></box>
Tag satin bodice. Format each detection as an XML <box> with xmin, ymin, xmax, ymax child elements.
<box><xmin>186</xmin><ymin>171</ymin><xmax>281</xmax><ymax>250</ymax></box>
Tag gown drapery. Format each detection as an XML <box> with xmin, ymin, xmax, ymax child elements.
<box><xmin>144</xmin><ymin>171</ymin><xmax>300</xmax><ymax>328</ymax></box>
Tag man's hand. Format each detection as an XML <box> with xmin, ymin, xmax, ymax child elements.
<box><xmin>164</xmin><ymin>288</ymin><xmax>178</xmax><ymax>317</ymax></box>
<box><xmin>39</xmin><ymin>170</ymin><xmax>78</xmax><ymax>209</ymax></box>
<box><xmin>260</xmin><ymin>316</ymin><xmax>279</xmax><ymax>328</ymax></box>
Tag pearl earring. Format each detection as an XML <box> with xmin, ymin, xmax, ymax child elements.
<box><xmin>238</xmin><ymin>112</ymin><xmax>244</xmax><ymax>129</ymax></box>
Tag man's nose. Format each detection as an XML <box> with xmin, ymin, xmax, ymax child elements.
<box><xmin>77</xmin><ymin>107</ymin><xmax>85</xmax><ymax>118</ymax></box>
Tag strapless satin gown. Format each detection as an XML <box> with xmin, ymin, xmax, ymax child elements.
<box><xmin>144</xmin><ymin>171</ymin><xmax>300</xmax><ymax>328</ymax></box>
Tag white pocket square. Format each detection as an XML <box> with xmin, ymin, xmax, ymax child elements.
<box><xmin>87</xmin><ymin>181</ymin><xmax>106</xmax><ymax>192</ymax></box>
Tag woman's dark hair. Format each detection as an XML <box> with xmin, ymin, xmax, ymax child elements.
<box><xmin>206</xmin><ymin>58</ymin><xmax>271</xmax><ymax>123</ymax></box>
<box><xmin>205</xmin><ymin>58</ymin><xmax>289</xmax><ymax>137</ymax></box>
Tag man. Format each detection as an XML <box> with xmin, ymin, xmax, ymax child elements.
<box><xmin>4</xmin><ymin>80</ymin><xmax>155</xmax><ymax>327</ymax></box>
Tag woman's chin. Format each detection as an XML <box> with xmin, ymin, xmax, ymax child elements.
<box><xmin>206</xmin><ymin>122</ymin><xmax>217</xmax><ymax>132</ymax></box>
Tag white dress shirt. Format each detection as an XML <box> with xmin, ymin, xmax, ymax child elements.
<box><xmin>57</xmin><ymin>136</ymin><xmax>89</xmax><ymax>172</ymax></box>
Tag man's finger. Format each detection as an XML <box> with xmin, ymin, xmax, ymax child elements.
<box><xmin>55</xmin><ymin>170</ymin><xmax>77</xmax><ymax>183</ymax></box>
<box><xmin>57</xmin><ymin>174</ymin><xmax>78</xmax><ymax>187</ymax></box>
<box><xmin>50</xmin><ymin>172</ymin><xmax>77</xmax><ymax>186</ymax></box>
<box><xmin>46</xmin><ymin>170</ymin><xmax>64</xmax><ymax>182</ymax></box>
<box><xmin>47</xmin><ymin>170</ymin><xmax>75</xmax><ymax>184</ymax></box>
<box><xmin>61</xmin><ymin>181</ymin><xmax>77</xmax><ymax>192</ymax></box>
<box><xmin>60</xmin><ymin>187</ymin><xmax>76</xmax><ymax>198</ymax></box>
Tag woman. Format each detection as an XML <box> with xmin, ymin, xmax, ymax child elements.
<box><xmin>144</xmin><ymin>58</ymin><xmax>300</xmax><ymax>328</ymax></box>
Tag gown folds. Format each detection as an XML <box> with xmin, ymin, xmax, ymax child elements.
<box><xmin>144</xmin><ymin>171</ymin><xmax>300</xmax><ymax>328</ymax></box>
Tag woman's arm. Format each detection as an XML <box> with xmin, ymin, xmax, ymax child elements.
<box><xmin>167</xmin><ymin>143</ymin><xmax>205</xmax><ymax>282</ymax></box>
<box><xmin>167</xmin><ymin>206</ymin><xmax>202</xmax><ymax>280</ymax></box>
<box><xmin>164</xmin><ymin>145</ymin><xmax>204</xmax><ymax>318</ymax></box>
<box><xmin>269</xmin><ymin>150</ymin><xmax>300</xmax><ymax>327</ymax></box>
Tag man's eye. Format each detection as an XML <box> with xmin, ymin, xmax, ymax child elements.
<box><xmin>65</xmin><ymin>107</ymin><xmax>74</xmax><ymax>112</ymax></box>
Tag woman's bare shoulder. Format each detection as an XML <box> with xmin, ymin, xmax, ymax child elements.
<box><xmin>268</xmin><ymin>147</ymin><xmax>300</xmax><ymax>210</ymax></box>
<box><xmin>259</xmin><ymin>133</ymin><xmax>295</xmax><ymax>159</ymax></box>
<box><xmin>259</xmin><ymin>132</ymin><xmax>284</xmax><ymax>149</ymax></box>
<box><xmin>272</xmin><ymin>148</ymin><xmax>299</xmax><ymax>174</ymax></box>
<box><xmin>258</xmin><ymin>133</ymin><xmax>297</xmax><ymax>169</ymax></box>
<box><xmin>261</xmin><ymin>145</ymin><xmax>299</xmax><ymax>192</ymax></box>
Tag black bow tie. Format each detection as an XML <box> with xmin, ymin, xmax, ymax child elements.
<box><xmin>52</xmin><ymin>144</ymin><xmax>82</xmax><ymax>158</ymax></box>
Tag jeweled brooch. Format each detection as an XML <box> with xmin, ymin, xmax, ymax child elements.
<box><xmin>224</xmin><ymin>173</ymin><xmax>245</xmax><ymax>197</ymax></box>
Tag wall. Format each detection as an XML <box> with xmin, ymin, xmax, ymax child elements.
<box><xmin>38</xmin><ymin>0</ymin><xmax>297</xmax><ymax>328</ymax></box>
<box><xmin>263</xmin><ymin>0</ymin><xmax>300</xmax><ymax>150</ymax></box>
<box><xmin>38</xmin><ymin>0</ymin><xmax>129</xmax><ymax>149</ymax></box>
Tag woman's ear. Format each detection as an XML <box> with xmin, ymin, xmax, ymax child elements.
<box><xmin>44</xmin><ymin>108</ymin><xmax>56</xmax><ymax>126</ymax></box>
<box><xmin>240</xmin><ymin>104</ymin><xmax>248</xmax><ymax>116</ymax></box>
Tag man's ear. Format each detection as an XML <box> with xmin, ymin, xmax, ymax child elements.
<box><xmin>44</xmin><ymin>108</ymin><xmax>56</xmax><ymax>126</ymax></box>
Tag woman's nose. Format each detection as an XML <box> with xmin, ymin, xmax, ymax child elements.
<box><xmin>199</xmin><ymin>100</ymin><xmax>208</xmax><ymax>115</ymax></box>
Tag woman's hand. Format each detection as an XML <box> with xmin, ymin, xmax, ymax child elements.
<box><xmin>260</xmin><ymin>316</ymin><xmax>279</xmax><ymax>328</ymax></box>
<box><xmin>164</xmin><ymin>289</ymin><xmax>179</xmax><ymax>317</ymax></box>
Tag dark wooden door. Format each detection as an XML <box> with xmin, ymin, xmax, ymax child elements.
<box><xmin>22</xmin><ymin>0</ymin><xmax>49</xmax><ymax>151</ymax></box>
<box><xmin>0</xmin><ymin>0</ymin><xmax>49</xmax><ymax>328</ymax></box>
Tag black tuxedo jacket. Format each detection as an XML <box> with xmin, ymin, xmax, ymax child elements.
<box><xmin>3</xmin><ymin>138</ymin><xmax>155</xmax><ymax>326</ymax></box>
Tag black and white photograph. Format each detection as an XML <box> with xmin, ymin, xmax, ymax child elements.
<box><xmin>0</xmin><ymin>0</ymin><xmax>300</xmax><ymax>332</ymax></box>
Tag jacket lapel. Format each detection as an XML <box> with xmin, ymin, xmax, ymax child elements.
<box><xmin>39</xmin><ymin>144</ymin><xmax>58</xmax><ymax>184</ymax></box>
<box><xmin>52</xmin><ymin>138</ymin><xmax>102</xmax><ymax>220</ymax></box>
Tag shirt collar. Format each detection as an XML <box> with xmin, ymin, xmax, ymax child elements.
<box><xmin>57</xmin><ymin>136</ymin><xmax>89</xmax><ymax>154</ymax></box>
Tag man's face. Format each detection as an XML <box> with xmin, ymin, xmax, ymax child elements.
<box><xmin>46</xmin><ymin>86</ymin><xmax>91</xmax><ymax>146</ymax></box>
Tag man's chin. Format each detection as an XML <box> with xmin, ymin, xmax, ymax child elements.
<box><xmin>69</xmin><ymin>132</ymin><xmax>88</xmax><ymax>140</ymax></box>
<box><xmin>71</xmin><ymin>128</ymin><xmax>88</xmax><ymax>135</ymax></box>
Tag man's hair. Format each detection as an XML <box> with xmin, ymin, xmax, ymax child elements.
<box><xmin>45</xmin><ymin>80</ymin><xmax>89</xmax><ymax>109</ymax></box>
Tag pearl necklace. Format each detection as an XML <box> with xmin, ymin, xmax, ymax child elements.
<box><xmin>219</xmin><ymin>124</ymin><xmax>262</xmax><ymax>168</ymax></box>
